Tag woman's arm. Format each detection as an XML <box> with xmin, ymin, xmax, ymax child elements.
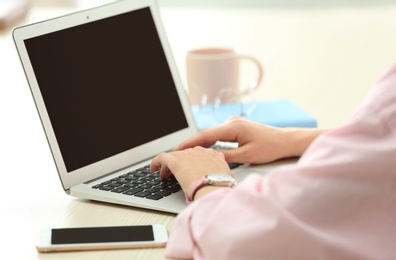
<box><xmin>175</xmin><ymin>117</ymin><xmax>326</xmax><ymax>164</ymax></box>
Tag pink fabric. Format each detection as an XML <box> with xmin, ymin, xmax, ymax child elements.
<box><xmin>165</xmin><ymin>63</ymin><xmax>396</xmax><ymax>260</ymax></box>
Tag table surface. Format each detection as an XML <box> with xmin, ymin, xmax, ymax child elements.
<box><xmin>2</xmin><ymin>0</ymin><xmax>396</xmax><ymax>259</ymax></box>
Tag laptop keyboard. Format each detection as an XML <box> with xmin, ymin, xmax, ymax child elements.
<box><xmin>92</xmin><ymin>158</ymin><xmax>241</xmax><ymax>201</ymax></box>
<box><xmin>92</xmin><ymin>165</ymin><xmax>179</xmax><ymax>200</ymax></box>
<box><xmin>92</xmin><ymin>163</ymin><xmax>240</xmax><ymax>200</ymax></box>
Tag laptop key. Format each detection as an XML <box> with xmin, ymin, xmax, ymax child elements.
<box><xmin>125</xmin><ymin>176</ymin><xmax>139</xmax><ymax>181</ymax></box>
<box><xmin>138</xmin><ymin>184</ymin><xmax>153</xmax><ymax>189</ymax></box>
<box><xmin>134</xmin><ymin>191</ymin><xmax>152</xmax><ymax>198</ymax></box>
<box><xmin>155</xmin><ymin>183</ymin><xmax>169</xmax><ymax>189</ymax></box>
<box><xmin>99</xmin><ymin>186</ymin><xmax>113</xmax><ymax>191</ymax></box>
<box><xmin>122</xmin><ymin>187</ymin><xmax>144</xmax><ymax>195</ymax></box>
<box><xmin>166</xmin><ymin>179</ymin><xmax>178</xmax><ymax>186</ymax></box>
<box><xmin>146</xmin><ymin>180</ymin><xmax>161</xmax><ymax>186</ymax></box>
<box><xmin>164</xmin><ymin>185</ymin><xmax>182</xmax><ymax>193</ymax></box>
<box><xmin>117</xmin><ymin>179</ymin><xmax>131</xmax><ymax>184</ymax></box>
<box><xmin>145</xmin><ymin>187</ymin><xmax>161</xmax><ymax>193</ymax></box>
<box><xmin>123</xmin><ymin>183</ymin><xmax>139</xmax><ymax>188</ymax></box>
<box><xmin>111</xmin><ymin>186</ymin><xmax>130</xmax><ymax>193</ymax></box>
<box><xmin>141</xmin><ymin>176</ymin><xmax>155</xmax><ymax>181</ymax></box>
<box><xmin>132</xmin><ymin>172</ymin><xmax>147</xmax><ymax>178</ymax></box>
<box><xmin>108</xmin><ymin>182</ymin><xmax>123</xmax><ymax>188</ymax></box>
<box><xmin>155</xmin><ymin>190</ymin><xmax>172</xmax><ymax>197</ymax></box>
<box><xmin>146</xmin><ymin>194</ymin><xmax>163</xmax><ymax>200</ymax></box>
<box><xmin>131</xmin><ymin>180</ymin><xmax>146</xmax><ymax>185</ymax></box>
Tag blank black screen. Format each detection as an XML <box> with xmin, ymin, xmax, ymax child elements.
<box><xmin>51</xmin><ymin>225</ymin><xmax>154</xmax><ymax>244</ymax></box>
<box><xmin>24</xmin><ymin>7</ymin><xmax>188</xmax><ymax>172</ymax></box>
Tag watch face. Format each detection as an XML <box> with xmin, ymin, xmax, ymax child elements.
<box><xmin>206</xmin><ymin>174</ymin><xmax>237</xmax><ymax>187</ymax></box>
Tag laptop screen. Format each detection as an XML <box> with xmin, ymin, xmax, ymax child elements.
<box><xmin>23</xmin><ymin>7</ymin><xmax>188</xmax><ymax>173</ymax></box>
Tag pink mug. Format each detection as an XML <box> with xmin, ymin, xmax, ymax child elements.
<box><xmin>186</xmin><ymin>48</ymin><xmax>264</xmax><ymax>105</ymax></box>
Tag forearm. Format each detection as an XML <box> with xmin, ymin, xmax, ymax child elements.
<box><xmin>285</xmin><ymin>127</ymin><xmax>327</xmax><ymax>157</ymax></box>
<box><xmin>193</xmin><ymin>128</ymin><xmax>326</xmax><ymax>202</ymax></box>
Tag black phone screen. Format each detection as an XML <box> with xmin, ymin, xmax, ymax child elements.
<box><xmin>51</xmin><ymin>225</ymin><xmax>154</xmax><ymax>244</ymax></box>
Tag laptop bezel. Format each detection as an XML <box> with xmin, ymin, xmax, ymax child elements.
<box><xmin>13</xmin><ymin>0</ymin><xmax>197</xmax><ymax>191</ymax></box>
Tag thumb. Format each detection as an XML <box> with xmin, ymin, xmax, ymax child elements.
<box><xmin>219</xmin><ymin>148</ymin><xmax>246</xmax><ymax>164</ymax></box>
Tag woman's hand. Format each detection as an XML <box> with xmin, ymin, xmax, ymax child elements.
<box><xmin>150</xmin><ymin>146</ymin><xmax>233</xmax><ymax>197</ymax></box>
<box><xmin>174</xmin><ymin>116</ymin><xmax>325</xmax><ymax>165</ymax></box>
<box><xmin>150</xmin><ymin>117</ymin><xmax>325</xmax><ymax>201</ymax></box>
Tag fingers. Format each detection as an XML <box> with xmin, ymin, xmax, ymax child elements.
<box><xmin>216</xmin><ymin>145</ymin><xmax>249</xmax><ymax>164</ymax></box>
<box><xmin>150</xmin><ymin>152</ymin><xmax>174</xmax><ymax>179</ymax></box>
<box><xmin>150</xmin><ymin>147</ymin><xmax>229</xmax><ymax>181</ymax></box>
<box><xmin>174</xmin><ymin>117</ymin><xmax>244</xmax><ymax>151</ymax></box>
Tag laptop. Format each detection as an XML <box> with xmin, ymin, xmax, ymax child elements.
<box><xmin>13</xmin><ymin>0</ymin><xmax>288</xmax><ymax>214</ymax></box>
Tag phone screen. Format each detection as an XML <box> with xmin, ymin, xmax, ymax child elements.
<box><xmin>51</xmin><ymin>225</ymin><xmax>154</xmax><ymax>244</ymax></box>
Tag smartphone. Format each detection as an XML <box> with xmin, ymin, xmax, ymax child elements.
<box><xmin>36</xmin><ymin>224</ymin><xmax>168</xmax><ymax>253</ymax></box>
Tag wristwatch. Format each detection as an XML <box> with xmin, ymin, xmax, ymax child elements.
<box><xmin>186</xmin><ymin>173</ymin><xmax>237</xmax><ymax>204</ymax></box>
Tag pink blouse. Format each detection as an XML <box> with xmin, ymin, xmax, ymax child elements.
<box><xmin>165</xmin><ymin>63</ymin><xmax>396</xmax><ymax>260</ymax></box>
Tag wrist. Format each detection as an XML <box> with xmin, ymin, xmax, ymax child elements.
<box><xmin>185</xmin><ymin>173</ymin><xmax>237</xmax><ymax>204</ymax></box>
<box><xmin>286</xmin><ymin>128</ymin><xmax>326</xmax><ymax>156</ymax></box>
<box><xmin>194</xmin><ymin>185</ymin><xmax>229</xmax><ymax>201</ymax></box>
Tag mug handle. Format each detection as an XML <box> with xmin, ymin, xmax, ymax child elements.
<box><xmin>236</xmin><ymin>55</ymin><xmax>264</xmax><ymax>96</ymax></box>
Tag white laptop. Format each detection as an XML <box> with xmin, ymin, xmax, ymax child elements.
<box><xmin>13</xmin><ymin>0</ymin><xmax>288</xmax><ymax>214</ymax></box>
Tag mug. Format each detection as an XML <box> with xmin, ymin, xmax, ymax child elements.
<box><xmin>186</xmin><ymin>47</ymin><xmax>264</xmax><ymax>105</ymax></box>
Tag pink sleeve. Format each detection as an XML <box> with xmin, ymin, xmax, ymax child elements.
<box><xmin>165</xmin><ymin>64</ymin><xmax>396</xmax><ymax>260</ymax></box>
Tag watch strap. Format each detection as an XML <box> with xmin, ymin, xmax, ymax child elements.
<box><xmin>185</xmin><ymin>176</ymin><xmax>206</xmax><ymax>204</ymax></box>
<box><xmin>185</xmin><ymin>174</ymin><xmax>237</xmax><ymax>204</ymax></box>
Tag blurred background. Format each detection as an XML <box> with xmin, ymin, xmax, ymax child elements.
<box><xmin>2</xmin><ymin>0</ymin><xmax>396</xmax><ymax>129</ymax></box>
